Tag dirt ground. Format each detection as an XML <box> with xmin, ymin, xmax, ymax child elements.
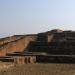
<box><xmin>0</xmin><ymin>63</ymin><xmax>75</xmax><ymax>75</ymax></box>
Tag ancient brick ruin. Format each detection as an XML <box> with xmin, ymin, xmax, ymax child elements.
<box><xmin>0</xmin><ymin>29</ymin><xmax>75</xmax><ymax>64</ymax></box>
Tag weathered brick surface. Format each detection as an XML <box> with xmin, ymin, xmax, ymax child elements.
<box><xmin>0</xmin><ymin>36</ymin><xmax>37</xmax><ymax>56</ymax></box>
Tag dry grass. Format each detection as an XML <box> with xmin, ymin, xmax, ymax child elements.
<box><xmin>0</xmin><ymin>63</ymin><xmax>75</xmax><ymax>75</ymax></box>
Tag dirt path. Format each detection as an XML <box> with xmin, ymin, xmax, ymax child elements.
<box><xmin>0</xmin><ymin>63</ymin><xmax>75</xmax><ymax>75</ymax></box>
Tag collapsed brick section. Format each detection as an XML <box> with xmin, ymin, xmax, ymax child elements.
<box><xmin>0</xmin><ymin>35</ymin><xmax>37</xmax><ymax>56</ymax></box>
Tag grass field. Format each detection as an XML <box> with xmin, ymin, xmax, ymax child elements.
<box><xmin>0</xmin><ymin>63</ymin><xmax>75</xmax><ymax>75</ymax></box>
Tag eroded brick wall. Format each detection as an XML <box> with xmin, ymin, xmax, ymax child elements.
<box><xmin>0</xmin><ymin>35</ymin><xmax>24</xmax><ymax>46</ymax></box>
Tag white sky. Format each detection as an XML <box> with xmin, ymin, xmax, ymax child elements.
<box><xmin>0</xmin><ymin>0</ymin><xmax>75</xmax><ymax>37</ymax></box>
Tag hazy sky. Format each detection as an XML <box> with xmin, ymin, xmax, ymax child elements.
<box><xmin>0</xmin><ymin>0</ymin><xmax>75</xmax><ymax>37</ymax></box>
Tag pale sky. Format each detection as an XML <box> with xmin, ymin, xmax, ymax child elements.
<box><xmin>0</xmin><ymin>0</ymin><xmax>75</xmax><ymax>37</ymax></box>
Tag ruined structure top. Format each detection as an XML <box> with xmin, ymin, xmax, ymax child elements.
<box><xmin>0</xmin><ymin>29</ymin><xmax>75</xmax><ymax>63</ymax></box>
